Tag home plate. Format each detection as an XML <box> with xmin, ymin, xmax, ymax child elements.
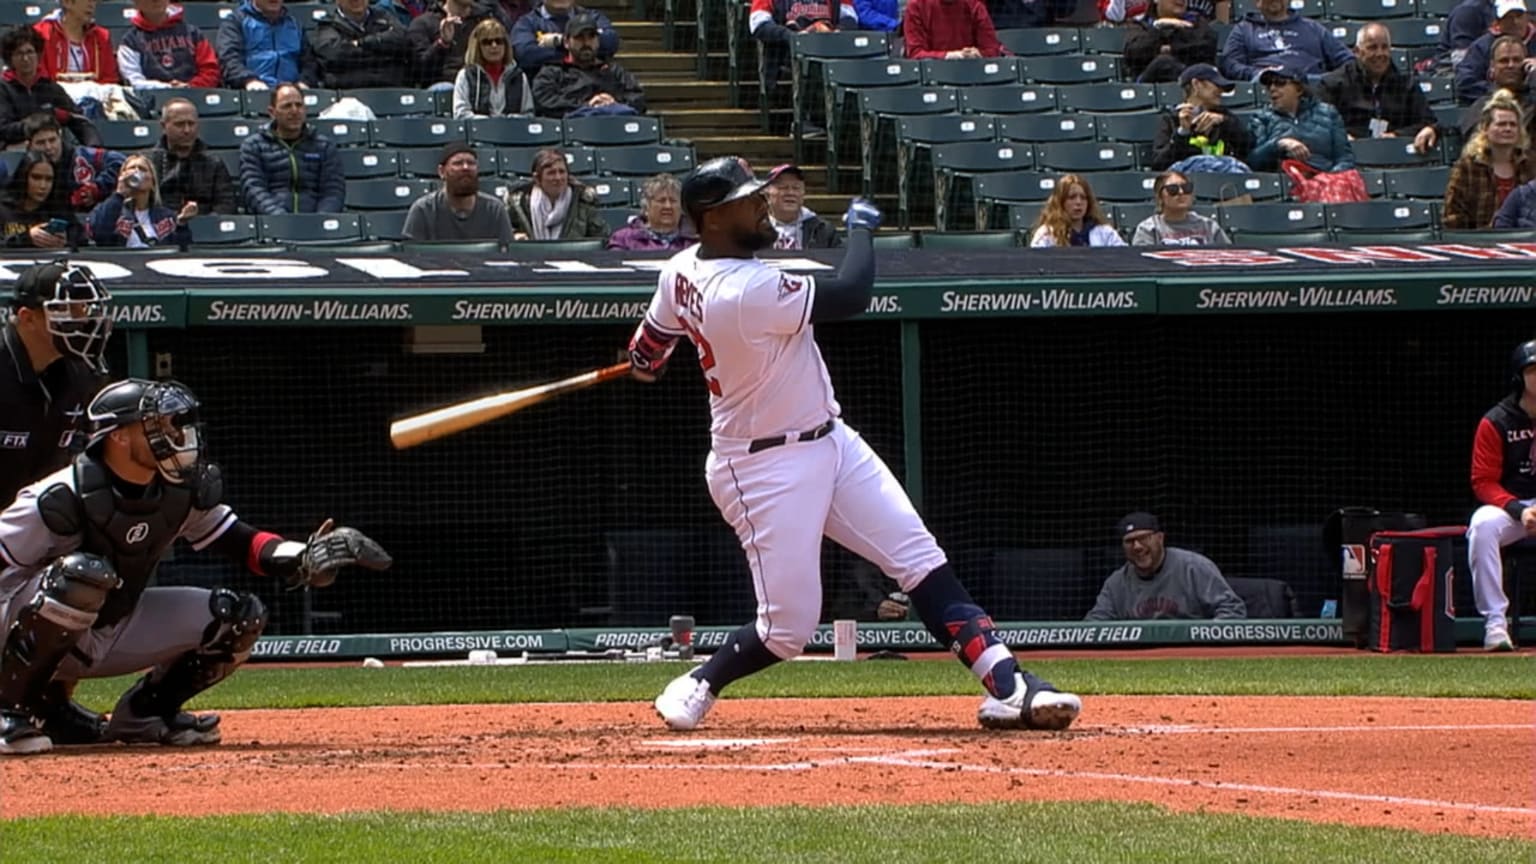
<box><xmin>643</xmin><ymin>738</ymin><xmax>798</xmax><ymax>749</ymax></box>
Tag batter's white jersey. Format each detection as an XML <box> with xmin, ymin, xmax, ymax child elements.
<box><xmin>646</xmin><ymin>246</ymin><xmax>840</xmax><ymax>445</ymax></box>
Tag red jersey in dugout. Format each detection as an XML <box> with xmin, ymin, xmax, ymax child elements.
<box><xmin>1366</xmin><ymin>528</ymin><xmax>1464</xmax><ymax>653</ymax></box>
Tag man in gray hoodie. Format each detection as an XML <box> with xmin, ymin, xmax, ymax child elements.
<box><xmin>1218</xmin><ymin>0</ymin><xmax>1352</xmax><ymax>83</ymax></box>
<box><xmin>1085</xmin><ymin>512</ymin><xmax>1247</xmax><ymax>620</ymax></box>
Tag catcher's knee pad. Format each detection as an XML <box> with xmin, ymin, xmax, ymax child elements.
<box><xmin>199</xmin><ymin>589</ymin><xmax>268</xmax><ymax>659</ymax></box>
<box><xmin>0</xmin><ymin>553</ymin><xmax>119</xmax><ymax>710</ymax></box>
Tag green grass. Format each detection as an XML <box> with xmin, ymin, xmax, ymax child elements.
<box><xmin>70</xmin><ymin>654</ymin><xmax>1536</xmax><ymax>712</ymax></box>
<box><xmin>5</xmin><ymin>802</ymin><xmax>1530</xmax><ymax>863</ymax></box>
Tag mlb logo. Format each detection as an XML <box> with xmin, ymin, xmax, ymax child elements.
<box><xmin>1342</xmin><ymin>544</ymin><xmax>1367</xmax><ymax>580</ymax></box>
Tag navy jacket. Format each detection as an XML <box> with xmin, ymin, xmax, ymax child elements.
<box><xmin>511</xmin><ymin>3</ymin><xmax>621</xmax><ymax>76</ymax></box>
<box><xmin>1493</xmin><ymin>179</ymin><xmax>1536</xmax><ymax>228</ymax></box>
<box><xmin>238</xmin><ymin>122</ymin><xmax>345</xmax><ymax>215</ymax></box>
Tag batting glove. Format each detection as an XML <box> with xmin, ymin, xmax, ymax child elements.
<box><xmin>844</xmin><ymin>197</ymin><xmax>882</xmax><ymax>232</ymax></box>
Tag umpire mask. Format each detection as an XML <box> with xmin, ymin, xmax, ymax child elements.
<box><xmin>14</xmin><ymin>262</ymin><xmax>114</xmax><ymax>375</ymax></box>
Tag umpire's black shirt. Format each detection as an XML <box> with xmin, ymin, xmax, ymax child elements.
<box><xmin>0</xmin><ymin>322</ymin><xmax>99</xmax><ymax>506</ymax></box>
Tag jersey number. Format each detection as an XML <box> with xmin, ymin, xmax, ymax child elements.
<box><xmin>680</xmin><ymin>319</ymin><xmax>722</xmax><ymax>397</ymax></box>
<box><xmin>673</xmin><ymin>274</ymin><xmax>722</xmax><ymax>397</ymax></box>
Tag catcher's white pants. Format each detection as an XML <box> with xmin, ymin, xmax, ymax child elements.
<box><xmin>1465</xmin><ymin>503</ymin><xmax>1528</xmax><ymax>629</ymax></box>
<box><xmin>706</xmin><ymin>421</ymin><xmax>946</xmax><ymax>660</ymax></box>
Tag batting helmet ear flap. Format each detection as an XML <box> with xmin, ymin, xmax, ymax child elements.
<box><xmin>1511</xmin><ymin>340</ymin><xmax>1536</xmax><ymax>392</ymax></box>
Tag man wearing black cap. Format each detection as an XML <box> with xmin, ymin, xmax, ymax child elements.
<box><xmin>402</xmin><ymin>142</ymin><xmax>514</xmax><ymax>245</ymax></box>
<box><xmin>529</xmin><ymin>13</ymin><xmax>644</xmax><ymax>119</ymax></box>
<box><xmin>1149</xmin><ymin>63</ymin><xmax>1253</xmax><ymax>170</ymax></box>
<box><xmin>1086</xmin><ymin>513</ymin><xmax>1245</xmax><ymax>620</ymax></box>
<box><xmin>0</xmin><ymin>261</ymin><xmax>113</xmax><ymax>746</ymax></box>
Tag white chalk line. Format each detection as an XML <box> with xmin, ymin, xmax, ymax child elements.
<box><xmin>1116</xmin><ymin>723</ymin><xmax>1533</xmax><ymax>735</ymax></box>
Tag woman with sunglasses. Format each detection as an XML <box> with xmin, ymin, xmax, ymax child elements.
<box><xmin>453</xmin><ymin>19</ymin><xmax>533</xmax><ymax>118</ymax></box>
<box><xmin>1132</xmin><ymin>171</ymin><xmax>1229</xmax><ymax>246</ymax></box>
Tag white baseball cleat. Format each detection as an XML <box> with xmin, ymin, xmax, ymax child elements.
<box><xmin>978</xmin><ymin>672</ymin><xmax>1082</xmax><ymax>731</ymax></box>
<box><xmin>1484</xmin><ymin>624</ymin><xmax>1515</xmax><ymax>652</ymax></box>
<box><xmin>654</xmin><ymin>672</ymin><xmax>716</xmax><ymax>731</ymax></box>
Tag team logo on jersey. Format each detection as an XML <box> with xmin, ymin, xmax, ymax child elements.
<box><xmin>777</xmin><ymin>274</ymin><xmax>804</xmax><ymax>299</ymax></box>
<box><xmin>0</xmin><ymin>431</ymin><xmax>27</xmax><ymax>449</ymax></box>
<box><xmin>125</xmin><ymin>522</ymin><xmax>151</xmax><ymax>544</ymax></box>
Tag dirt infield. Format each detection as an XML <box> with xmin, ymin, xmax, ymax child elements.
<box><xmin>2</xmin><ymin>694</ymin><xmax>1531</xmax><ymax>838</ymax></box>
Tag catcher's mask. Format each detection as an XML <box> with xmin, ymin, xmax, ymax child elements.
<box><xmin>11</xmin><ymin>261</ymin><xmax>114</xmax><ymax>375</ymax></box>
<box><xmin>88</xmin><ymin>378</ymin><xmax>205</xmax><ymax>484</ymax></box>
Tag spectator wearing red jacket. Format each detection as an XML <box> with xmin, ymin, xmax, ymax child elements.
<box><xmin>904</xmin><ymin>0</ymin><xmax>1003</xmax><ymax>60</ymax></box>
<box><xmin>117</xmin><ymin>0</ymin><xmax>222</xmax><ymax>89</ymax></box>
<box><xmin>34</xmin><ymin>0</ymin><xmax>120</xmax><ymax>84</ymax></box>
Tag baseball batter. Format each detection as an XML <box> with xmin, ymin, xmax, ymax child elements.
<box><xmin>628</xmin><ymin>157</ymin><xmax>1082</xmax><ymax>731</ymax></box>
<box><xmin>0</xmin><ymin>378</ymin><xmax>391</xmax><ymax>755</ymax></box>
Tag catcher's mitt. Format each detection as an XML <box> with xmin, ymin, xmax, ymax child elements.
<box><xmin>289</xmin><ymin>518</ymin><xmax>393</xmax><ymax>589</ymax></box>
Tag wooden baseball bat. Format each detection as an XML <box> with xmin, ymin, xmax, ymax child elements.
<box><xmin>390</xmin><ymin>362</ymin><xmax>631</xmax><ymax>450</ymax></box>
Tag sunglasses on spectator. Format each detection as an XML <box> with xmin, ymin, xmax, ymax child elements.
<box><xmin>1161</xmin><ymin>183</ymin><xmax>1192</xmax><ymax>196</ymax></box>
<box><xmin>481</xmin><ymin>37</ymin><xmax>506</xmax><ymax>45</ymax></box>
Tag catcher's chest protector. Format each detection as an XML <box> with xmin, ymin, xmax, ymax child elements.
<box><xmin>1366</xmin><ymin>528</ymin><xmax>1464</xmax><ymax>653</ymax></box>
<box><xmin>68</xmin><ymin>456</ymin><xmax>192</xmax><ymax>628</ymax></box>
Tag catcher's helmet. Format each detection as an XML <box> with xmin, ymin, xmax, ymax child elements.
<box><xmin>681</xmin><ymin>157</ymin><xmax>781</xmax><ymax>227</ymax></box>
<box><xmin>10</xmin><ymin>261</ymin><xmax>113</xmax><ymax>374</ymax></box>
<box><xmin>87</xmin><ymin>378</ymin><xmax>205</xmax><ymax>483</ymax></box>
<box><xmin>1512</xmin><ymin>340</ymin><xmax>1536</xmax><ymax>392</ymax></box>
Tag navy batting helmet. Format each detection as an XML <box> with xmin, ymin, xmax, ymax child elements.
<box><xmin>681</xmin><ymin>157</ymin><xmax>777</xmax><ymax>228</ymax></box>
<box><xmin>1512</xmin><ymin>340</ymin><xmax>1536</xmax><ymax>392</ymax></box>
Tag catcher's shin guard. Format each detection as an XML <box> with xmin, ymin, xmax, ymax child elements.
<box><xmin>38</xmin><ymin>680</ymin><xmax>107</xmax><ymax>745</ymax></box>
<box><xmin>115</xmin><ymin>589</ymin><xmax>267</xmax><ymax>729</ymax></box>
<box><xmin>0</xmin><ymin>554</ymin><xmax>118</xmax><ymax>715</ymax></box>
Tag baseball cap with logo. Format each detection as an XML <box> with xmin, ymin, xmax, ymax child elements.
<box><xmin>1116</xmin><ymin>512</ymin><xmax>1163</xmax><ymax>538</ymax></box>
<box><xmin>566</xmin><ymin>12</ymin><xmax>600</xmax><ymax>37</ymax></box>
<box><xmin>1178</xmin><ymin>63</ymin><xmax>1235</xmax><ymax>91</ymax></box>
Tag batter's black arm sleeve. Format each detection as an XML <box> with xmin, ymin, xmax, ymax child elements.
<box><xmin>808</xmin><ymin>227</ymin><xmax>874</xmax><ymax>324</ymax></box>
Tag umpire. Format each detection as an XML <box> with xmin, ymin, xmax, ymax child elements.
<box><xmin>0</xmin><ymin>260</ymin><xmax>114</xmax><ymax>744</ymax></box>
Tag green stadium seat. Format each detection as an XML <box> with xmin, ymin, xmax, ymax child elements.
<box><xmin>1233</xmin><ymin>229</ymin><xmax>1333</xmax><ymax>246</ymax></box>
<box><xmin>99</xmin><ymin>2</ymin><xmax>136</xmax><ymax>26</ymax></box>
<box><xmin>296</xmin><ymin>240</ymin><xmax>397</xmax><ymax>253</ymax></box>
<box><xmin>1112</xmin><ymin>202</ymin><xmax>1158</xmax><ymax>236</ymax></box>
<box><xmin>363</xmin><ymin>210</ymin><xmax>411</xmax><ymax>241</ymax></box>
<box><xmin>872</xmin><ymin>231</ymin><xmax>918</xmax><ymax>249</ymax></box>
<box><xmin>1079</xmin><ymin>25</ymin><xmax>1129</xmax><ymax>55</ymax></box>
<box><xmin>257</xmin><ymin>213</ymin><xmax>363</xmax><ymax>244</ymax></box>
<box><xmin>997</xmin><ymin>112</ymin><xmax>1096</xmax><ymax>142</ymax></box>
<box><xmin>372</xmin><ymin>118</ymin><xmax>466</xmax><ymax>148</ymax></box>
<box><xmin>1342</xmin><ymin>229</ymin><xmax>1438</xmax><ymax>243</ymax></box>
<box><xmin>995</xmin><ymin>27</ymin><xmax>1080</xmax><ymax>56</ymax></box>
<box><xmin>1157</xmin><ymin>80</ymin><xmax>1261</xmax><ymax>109</ymax></box>
<box><xmin>345</xmin><ymin>87</ymin><xmax>434</xmax><ymax>117</ymax></box>
<box><xmin>786</xmin><ymin>30</ymin><xmax>892</xmax><ymax>153</ymax></box>
<box><xmin>1324</xmin><ymin>0</ymin><xmax>1415</xmax><ymax>18</ymax></box>
<box><xmin>1035</xmin><ymin>141</ymin><xmax>1137</xmax><ymax>172</ymax></box>
<box><xmin>1235</xmin><ymin>0</ymin><xmax>1322</xmax><ymax>17</ymax></box>
<box><xmin>188</xmin><ymin>214</ymin><xmax>258</xmax><ymax>246</ymax></box>
<box><xmin>467</xmin><ymin>117</ymin><xmax>564</xmax><ymax>147</ymax></box>
<box><xmin>563</xmin><ymin>115</ymin><xmax>663</xmax><ymax>146</ymax></box>
<box><xmin>854</xmin><ymin>86</ymin><xmax>959</xmax><ymax>197</ymax></box>
<box><xmin>0</xmin><ymin>5</ymin><xmax>47</xmax><ymax>25</ymax></box>
<box><xmin>1382</xmin><ymin>165</ymin><xmax>1450</xmax><ymax>199</ymax></box>
<box><xmin>397</xmin><ymin>146</ymin><xmax>496</xmax><ymax>177</ymax></box>
<box><xmin>1325</xmin><ymin>21</ymin><xmax>1361</xmax><ymax>46</ymax></box>
<box><xmin>509</xmin><ymin>239</ymin><xmax>608</xmax><ymax>254</ymax></box>
<box><xmin>1440</xmin><ymin>228</ymin><xmax>1536</xmax><ymax>242</ymax></box>
<box><xmin>498</xmin><ymin>145</ymin><xmax>596</xmax><ymax>178</ymax></box>
<box><xmin>346</xmin><ymin>179</ymin><xmax>434</xmax><ymax>210</ymax></box>
<box><xmin>338</xmin><ymin>149</ymin><xmax>399</xmax><ymax>179</ymax></box>
<box><xmin>1189</xmin><ymin>172</ymin><xmax>1284</xmax><ymax>202</ymax></box>
<box><xmin>1416</xmin><ymin>0</ymin><xmax>1458</xmax><ymax>14</ymax></box>
<box><xmin>310</xmin><ymin>118</ymin><xmax>370</xmax><ymax>147</ymax></box>
<box><xmin>1219</xmin><ymin>202</ymin><xmax>1327</xmax><ymax>234</ymax></box>
<box><xmin>1417</xmin><ymin>75</ymin><xmax>1455</xmax><ymax>105</ymax></box>
<box><xmin>820</xmin><ymin>59</ymin><xmax>924</xmax><ymax>192</ymax></box>
<box><xmin>286</xmin><ymin>2</ymin><xmax>330</xmax><ymax>29</ymax></box>
<box><xmin>974</xmin><ymin>171</ymin><xmax>1060</xmax><ymax>228</ymax></box>
<box><xmin>148</xmin><ymin>88</ymin><xmax>243</xmax><ymax>118</ymax></box>
<box><xmin>596</xmin><ymin>207</ymin><xmax>635</xmax><ymax>233</ymax></box>
<box><xmin>958</xmin><ymin>84</ymin><xmax>1059</xmax><ymax>115</ymax></box>
<box><xmin>1063</xmin><ymin>83</ymin><xmax>1157</xmax><ymax>114</ymax></box>
<box><xmin>1327</xmin><ymin>200</ymin><xmax>1434</xmax><ymax>232</ymax></box>
<box><xmin>920</xmin><ymin>57</ymin><xmax>1022</xmax><ymax>87</ymax></box>
<box><xmin>1349</xmin><ymin>137</ymin><xmax>1441</xmax><ymax>168</ymax></box>
<box><xmin>595</xmin><ymin>145</ymin><xmax>696</xmax><ymax>177</ymax></box>
<box><xmin>241</xmin><ymin>88</ymin><xmax>338</xmax><ymax>117</ymax></box>
<box><xmin>1382</xmin><ymin>18</ymin><xmax>1445</xmax><ymax>48</ymax></box>
<box><xmin>1088</xmin><ymin>170</ymin><xmax>1159</xmax><ymax>202</ymax></box>
<box><xmin>1094</xmin><ymin>111</ymin><xmax>1163</xmax><ymax>144</ymax></box>
<box><xmin>97</xmin><ymin>120</ymin><xmax>161</xmax><ymax>151</ymax></box>
<box><xmin>179</xmin><ymin>3</ymin><xmax>235</xmax><ymax>28</ymax></box>
<box><xmin>1020</xmin><ymin>54</ymin><xmax>1119</xmax><ymax>85</ymax></box>
<box><xmin>895</xmin><ymin>114</ymin><xmax>997</xmax><ymax>226</ymax></box>
<box><xmin>1009</xmin><ymin>202</ymin><xmax>1043</xmax><ymax>231</ymax></box>
<box><xmin>920</xmin><ymin>230</ymin><xmax>1019</xmax><ymax>249</ymax></box>
<box><xmin>931</xmin><ymin>141</ymin><xmax>1038</xmax><ymax>230</ymax></box>
<box><xmin>400</xmin><ymin>240</ymin><xmax>505</xmax><ymax>254</ymax></box>
<box><xmin>583</xmin><ymin>177</ymin><xmax>636</xmax><ymax>207</ymax></box>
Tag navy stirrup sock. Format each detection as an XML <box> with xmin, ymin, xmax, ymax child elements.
<box><xmin>907</xmin><ymin>564</ymin><xmax>1020</xmax><ymax>699</ymax></box>
<box><xmin>693</xmin><ymin>624</ymin><xmax>781</xmax><ymax>695</ymax></box>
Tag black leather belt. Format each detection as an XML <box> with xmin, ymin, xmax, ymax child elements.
<box><xmin>748</xmin><ymin>418</ymin><xmax>836</xmax><ymax>454</ymax></box>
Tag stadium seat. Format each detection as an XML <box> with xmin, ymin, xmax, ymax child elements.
<box><xmin>241</xmin><ymin>88</ymin><xmax>338</xmax><ymax>117</ymax></box>
<box><xmin>1189</xmin><ymin>171</ymin><xmax>1284</xmax><ymax>202</ymax></box>
<box><xmin>188</xmin><ymin>214</ymin><xmax>258</xmax><ymax>246</ymax></box>
<box><xmin>583</xmin><ymin>177</ymin><xmax>636</xmax><ymax>207</ymax></box>
<box><xmin>974</xmin><ymin>171</ymin><xmax>1060</xmax><ymax>228</ymax></box>
<box><xmin>1219</xmin><ymin>202</ymin><xmax>1327</xmax><ymax>233</ymax></box>
<box><xmin>854</xmin><ymin>86</ymin><xmax>959</xmax><ymax>197</ymax></box>
<box><xmin>509</xmin><ymin>238</ymin><xmax>607</xmax><ymax>254</ymax></box>
<box><xmin>1233</xmin><ymin>229</ymin><xmax>1332</xmax><ymax>246</ymax></box>
<box><xmin>594</xmin><ymin>145</ymin><xmax>696</xmax><ymax>176</ymax></box>
<box><xmin>1093</xmin><ymin>111</ymin><xmax>1163</xmax><ymax>144</ymax></box>
<box><xmin>397</xmin><ymin>146</ymin><xmax>496</xmax><ymax>177</ymax></box>
<box><xmin>1416</xmin><ymin>0</ymin><xmax>1458</xmax><ymax>13</ymax></box>
<box><xmin>820</xmin><ymin>59</ymin><xmax>924</xmax><ymax>192</ymax></box>
<box><xmin>997</xmin><ymin>112</ymin><xmax>1096</xmax><ymax>142</ymax></box>
<box><xmin>920</xmin><ymin>57</ymin><xmax>1022</xmax><ymax>87</ymax></box>
<box><xmin>1035</xmin><ymin>141</ymin><xmax>1137</xmax><ymax>172</ymax></box>
<box><xmin>99</xmin><ymin>2</ymin><xmax>136</xmax><ymax>26</ymax></box>
<box><xmin>1064</xmin><ymin>83</ymin><xmax>1157</xmax><ymax>114</ymax></box>
<box><xmin>498</xmin><ymin>145</ymin><xmax>596</xmax><ymax>177</ymax></box>
<box><xmin>1441</xmin><ymin>228</ymin><xmax>1536</xmax><ymax>242</ymax></box>
<box><xmin>1088</xmin><ymin>170</ymin><xmax>1159</xmax><ymax>202</ymax></box>
<box><xmin>1349</xmin><ymin>137</ymin><xmax>1440</xmax><ymax>168</ymax></box>
<box><xmin>1337</xmin><ymin>229</ymin><xmax>1438</xmax><ymax>243</ymax></box>
<box><xmin>346</xmin><ymin>179</ymin><xmax>433</xmax><ymax>210</ymax></box>
<box><xmin>1324</xmin><ymin>0</ymin><xmax>1415</xmax><ymax>18</ymax></box>
<box><xmin>872</xmin><ymin>231</ymin><xmax>917</xmax><ymax>249</ymax></box>
<box><xmin>895</xmin><ymin>115</ymin><xmax>997</xmax><ymax>226</ymax></box>
<box><xmin>1417</xmin><ymin>75</ymin><xmax>1455</xmax><ymax>105</ymax></box>
<box><xmin>147</xmin><ymin>88</ymin><xmax>243</xmax><ymax>118</ymax></box>
<box><xmin>310</xmin><ymin>118</ymin><xmax>370</xmax><ymax>147</ymax></box>
<box><xmin>562</xmin><ymin>115</ymin><xmax>663</xmax><ymax>146</ymax></box>
<box><xmin>1019</xmin><ymin>54</ymin><xmax>1119</xmax><ymax>85</ymax></box>
<box><xmin>257</xmin><ymin>213</ymin><xmax>363</xmax><ymax>244</ymax></box>
<box><xmin>1112</xmin><ymin>202</ymin><xmax>1157</xmax><ymax>235</ymax></box>
<box><xmin>1382</xmin><ymin>165</ymin><xmax>1451</xmax><ymax>199</ymax></box>
<box><xmin>0</xmin><ymin>151</ymin><xmax>21</xmax><ymax>177</ymax></box>
<box><xmin>0</xmin><ymin>4</ymin><xmax>47</xmax><ymax>25</ymax></box>
<box><xmin>467</xmin><ymin>117</ymin><xmax>563</xmax><ymax>147</ymax></box>
<box><xmin>958</xmin><ymin>84</ymin><xmax>1059</xmax><ymax>115</ymax></box>
<box><xmin>178</xmin><ymin>3</ymin><xmax>235</xmax><ymax>28</ymax></box>
<box><xmin>371</xmin><ymin>118</ymin><xmax>466</xmax><ymax>148</ymax></box>
<box><xmin>594</xmin><ymin>206</ymin><xmax>634</xmax><ymax>233</ymax></box>
<box><xmin>787</xmin><ymin>31</ymin><xmax>892</xmax><ymax>151</ymax></box>
<box><xmin>1325</xmin><ymin>22</ymin><xmax>1361</xmax><ymax>47</ymax></box>
<box><xmin>362</xmin><ymin>210</ymin><xmax>411</xmax><ymax>241</ymax></box>
<box><xmin>920</xmin><ymin>230</ymin><xmax>1020</xmax><ymax>249</ymax></box>
<box><xmin>1156</xmin><ymin>80</ymin><xmax>1261</xmax><ymax>109</ymax></box>
<box><xmin>286</xmin><ymin>1</ymin><xmax>329</xmax><ymax>28</ymax></box>
<box><xmin>400</xmin><ymin>240</ymin><xmax>504</xmax><ymax>254</ymax></box>
<box><xmin>1079</xmin><ymin>25</ymin><xmax>1129</xmax><ymax>55</ymax></box>
<box><xmin>930</xmin><ymin>141</ymin><xmax>1038</xmax><ymax>230</ymax></box>
<box><xmin>344</xmin><ymin>88</ymin><xmax>433</xmax><ymax>117</ymax></box>
<box><xmin>338</xmin><ymin>148</ymin><xmax>399</xmax><ymax>179</ymax></box>
<box><xmin>1009</xmin><ymin>202</ymin><xmax>1043</xmax><ymax>231</ymax></box>
<box><xmin>1234</xmin><ymin>0</ymin><xmax>1321</xmax><ymax>16</ymax></box>
<box><xmin>96</xmin><ymin>120</ymin><xmax>161</xmax><ymax>151</ymax></box>
<box><xmin>995</xmin><ymin>27</ymin><xmax>1080</xmax><ymax>56</ymax></box>
<box><xmin>1382</xmin><ymin>17</ymin><xmax>1445</xmax><ymax>48</ymax></box>
<box><xmin>1328</xmin><ymin>200</ymin><xmax>1433</xmax><ymax>232</ymax></box>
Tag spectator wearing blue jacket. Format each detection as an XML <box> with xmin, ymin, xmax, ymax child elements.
<box><xmin>1442</xmin><ymin>0</ymin><xmax>1497</xmax><ymax>67</ymax></box>
<box><xmin>854</xmin><ymin>0</ymin><xmax>901</xmax><ymax>33</ymax></box>
<box><xmin>986</xmin><ymin>0</ymin><xmax>1075</xmax><ymax>28</ymax></box>
<box><xmin>1218</xmin><ymin>0</ymin><xmax>1351</xmax><ymax>83</ymax></box>
<box><xmin>1247</xmin><ymin>63</ymin><xmax>1356</xmax><ymax>171</ymax></box>
<box><xmin>1456</xmin><ymin>0</ymin><xmax>1536</xmax><ymax>105</ymax></box>
<box><xmin>1493</xmin><ymin>176</ymin><xmax>1536</xmax><ymax>225</ymax></box>
<box><xmin>512</xmin><ymin>0</ymin><xmax>619</xmax><ymax>78</ymax></box>
<box><xmin>217</xmin><ymin>0</ymin><xmax>319</xmax><ymax>90</ymax></box>
<box><xmin>238</xmin><ymin>83</ymin><xmax>344</xmax><ymax>214</ymax></box>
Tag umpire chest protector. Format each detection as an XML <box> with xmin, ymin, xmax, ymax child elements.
<box><xmin>38</xmin><ymin>452</ymin><xmax>198</xmax><ymax>628</ymax></box>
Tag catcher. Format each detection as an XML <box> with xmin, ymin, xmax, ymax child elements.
<box><xmin>0</xmin><ymin>378</ymin><xmax>391</xmax><ymax>755</ymax></box>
